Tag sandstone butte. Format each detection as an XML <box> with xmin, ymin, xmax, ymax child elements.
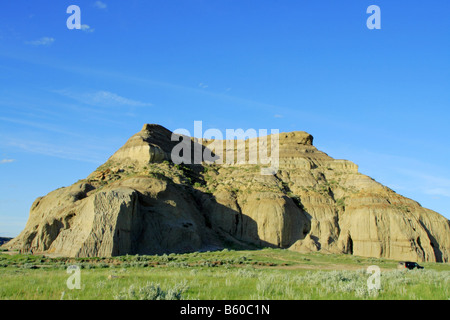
<box><xmin>3</xmin><ymin>124</ymin><xmax>450</xmax><ymax>262</ymax></box>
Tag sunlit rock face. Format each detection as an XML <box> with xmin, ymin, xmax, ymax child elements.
<box><xmin>5</xmin><ymin>124</ymin><xmax>450</xmax><ymax>262</ymax></box>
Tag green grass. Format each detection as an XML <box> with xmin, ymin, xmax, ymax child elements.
<box><xmin>0</xmin><ymin>248</ymin><xmax>449</xmax><ymax>300</ymax></box>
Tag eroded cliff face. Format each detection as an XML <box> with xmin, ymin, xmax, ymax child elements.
<box><xmin>5</xmin><ymin>124</ymin><xmax>450</xmax><ymax>262</ymax></box>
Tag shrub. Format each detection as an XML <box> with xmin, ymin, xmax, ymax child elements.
<box><xmin>236</xmin><ymin>268</ymin><xmax>258</xmax><ymax>278</ymax></box>
<box><xmin>336</xmin><ymin>197</ymin><xmax>346</xmax><ymax>208</ymax></box>
<box><xmin>115</xmin><ymin>281</ymin><xmax>189</xmax><ymax>300</ymax></box>
<box><xmin>167</xmin><ymin>262</ymin><xmax>189</xmax><ymax>268</ymax></box>
<box><xmin>160</xmin><ymin>254</ymin><xmax>171</xmax><ymax>262</ymax></box>
<box><xmin>83</xmin><ymin>263</ymin><xmax>94</xmax><ymax>270</ymax></box>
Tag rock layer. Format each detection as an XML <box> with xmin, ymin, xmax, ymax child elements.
<box><xmin>4</xmin><ymin>124</ymin><xmax>450</xmax><ymax>262</ymax></box>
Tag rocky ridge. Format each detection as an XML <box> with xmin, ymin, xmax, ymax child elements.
<box><xmin>4</xmin><ymin>124</ymin><xmax>450</xmax><ymax>262</ymax></box>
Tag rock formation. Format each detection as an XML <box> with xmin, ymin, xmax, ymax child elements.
<box><xmin>4</xmin><ymin>124</ymin><xmax>450</xmax><ymax>262</ymax></box>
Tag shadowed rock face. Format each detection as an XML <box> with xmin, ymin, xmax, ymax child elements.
<box><xmin>4</xmin><ymin>124</ymin><xmax>450</xmax><ymax>262</ymax></box>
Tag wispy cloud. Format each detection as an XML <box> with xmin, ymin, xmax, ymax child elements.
<box><xmin>425</xmin><ymin>188</ymin><xmax>450</xmax><ymax>198</ymax></box>
<box><xmin>81</xmin><ymin>24</ymin><xmax>95</xmax><ymax>33</ymax></box>
<box><xmin>0</xmin><ymin>116</ymin><xmax>84</xmax><ymax>137</ymax></box>
<box><xmin>0</xmin><ymin>50</ymin><xmax>288</xmax><ymax>117</ymax></box>
<box><xmin>356</xmin><ymin>152</ymin><xmax>450</xmax><ymax>201</ymax></box>
<box><xmin>25</xmin><ymin>37</ymin><xmax>55</xmax><ymax>46</ymax></box>
<box><xmin>2</xmin><ymin>137</ymin><xmax>106</xmax><ymax>164</ymax></box>
<box><xmin>0</xmin><ymin>159</ymin><xmax>15</xmax><ymax>164</ymax></box>
<box><xmin>274</xmin><ymin>114</ymin><xmax>283</xmax><ymax>118</ymax></box>
<box><xmin>400</xmin><ymin>170</ymin><xmax>450</xmax><ymax>199</ymax></box>
<box><xmin>93</xmin><ymin>1</ymin><xmax>107</xmax><ymax>9</ymax></box>
<box><xmin>56</xmin><ymin>90</ymin><xmax>152</xmax><ymax>108</ymax></box>
<box><xmin>198</xmin><ymin>83</ymin><xmax>208</xmax><ymax>89</ymax></box>
<box><xmin>90</xmin><ymin>91</ymin><xmax>152</xmax><ymax>107</ymax></box>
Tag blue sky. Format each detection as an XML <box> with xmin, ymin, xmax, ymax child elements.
<box><xmin>0</xmin><ymin>0</ymin><xmax>449</xmax><ymax>237</ymax></box>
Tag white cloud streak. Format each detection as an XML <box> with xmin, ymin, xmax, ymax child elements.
<box><xmin>3</xmin><ymin>138</ymin><xmax>106</xmax><ymax>164</ymax></box>
<box><xmin>425</xmin><ymin>188</ymin><xmax>450</xmax><ymax>198</ymax></box>
<box><xmin>25</xmin><ymin>37</ymin><xmax>55</xmax><ymax>46</ymax></box>
<box><xmin>81</xmin><ymin>24</ymin><xmax>95</xmax><ymax>33</ymax></box>
<box><xmin>55</xmin><ymin>90</ymin><xmax>152</xmax><ymax>108</ymax></box>
<box><xmin>93</xmin><ymin>1</ymin><xmax>107</xmax><ymax>9</ymax></box>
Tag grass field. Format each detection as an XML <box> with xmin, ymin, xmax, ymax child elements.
<box><xmin>0</xmin><ymin>248</ymin><xmax>449</xmax><ymax>300</ymax></box>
